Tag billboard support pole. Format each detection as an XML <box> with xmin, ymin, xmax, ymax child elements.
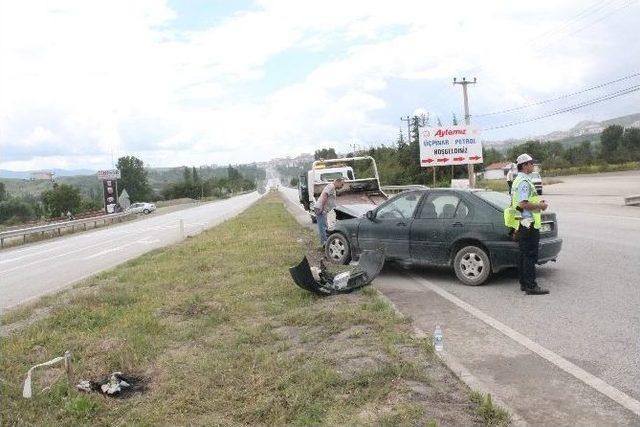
<box><xmin>453</xmin><ymin>77</ymin><xmax>477</xmax><ymax>188</ymax></box>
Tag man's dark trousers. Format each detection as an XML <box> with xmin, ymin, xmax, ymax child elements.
<box><xmin>518</xmin><ymin>224</ymin><xmax>540</xmax><ymax>288</ymax></box>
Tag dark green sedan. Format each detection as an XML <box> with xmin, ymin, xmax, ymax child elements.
<box><xmin>325</xmin><ymin>188</ymin><xmax>562</xmax><ymax>286</ymax></box>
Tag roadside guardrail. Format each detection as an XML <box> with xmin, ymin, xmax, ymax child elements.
<box><xmin>0</xmin><ymin>212</ymin><xmax>134</xmax><ymax>248</ymax></box>
<box><xmin>624</xmin><ymin>194</ymin><xmax>640</xmax><ymax>206</ymax></box>
<box><xmin>381</xmin><ymin>185</ymin><xmax>429</xmax><ymax>195</ymax></box>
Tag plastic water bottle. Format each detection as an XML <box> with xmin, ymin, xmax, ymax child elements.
<box><xmin>433</xmin><ymin>325</ymin><xmax>443</xmax><ymax>352</ymax></box>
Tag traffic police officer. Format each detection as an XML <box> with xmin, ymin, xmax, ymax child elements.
<box><xmin>507</xmin><ymin>154</ymin><xmax>550</xmax><ymax>295</ymax></box>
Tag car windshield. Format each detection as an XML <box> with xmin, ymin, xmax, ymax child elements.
<box><xmin>320</xmin><ymin>172</ymin><xmax>346</xmax><ymax>181</ymax></box>
<box><xmin>475</xmin><ymin>191</ymin><xmax>511</xmax><ymax>210</ymax></box>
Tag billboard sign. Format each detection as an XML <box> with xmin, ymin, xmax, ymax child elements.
<box><xmin>97</xmin><ymin>169</ymin><xmax>121</xmax><ymax>180</ymax></box>
<box><xmin>102</xmin><ymin>179</ymin><xmax>119</xmax><ymax>214</ymax></box>
<box><xmin>419</xmin><ymin>126</ymin><xmax>483</xmax><ymax>167</ymax></box>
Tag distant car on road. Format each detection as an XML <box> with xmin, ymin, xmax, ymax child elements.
<box><xmin>126</xmin><ymin>202</ymin><xmax>156</xmax><ymax>215</ymax></box>
<box><xmin>326</xmin><ymin>188</ymin><xmax>562</xmax><ymax>286</ymax></box>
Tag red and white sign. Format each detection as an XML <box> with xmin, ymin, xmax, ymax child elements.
<box><xmin>418</xmin><ymin>126</ymin><xmax>483</xmax><ymax>167</ymax></box>
<box><xmin>97</xmin><ymin>169</ymin><xmax>121</xmax><ymax>180</ymax></box>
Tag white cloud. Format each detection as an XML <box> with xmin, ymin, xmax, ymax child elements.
<box><xmin>1</xmin><ymin>0</ymin><xmax>639</xmax><ymax>170</ymax></box>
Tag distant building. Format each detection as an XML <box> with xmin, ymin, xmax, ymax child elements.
<box><xmin>30</xmin><ymin>171</ymin><xmax>55</xmax><ymax>181</ymax></box>
<box><xmin>483</xmin><ymin>162</ymin><xmax>512</xmax><ymax>180</ymax></box>
<box><xmin>575</xmin><ymin>123</ymin><xmax>603</xmax><ymax>136</ymax></box>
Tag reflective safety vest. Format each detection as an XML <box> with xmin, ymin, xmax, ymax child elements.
<box><xmin>503</xmin><ymin>174</ymin><xmax>542</xmax><ymax>230</ymax></box>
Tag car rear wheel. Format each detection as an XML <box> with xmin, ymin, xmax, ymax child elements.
<box><xmin>325</xmin><ymin>233</ymin><xmax>351</xmax><ymax>265</ymax></box>
<box><xmin>453</xmin><ymin>245</ymin><xmax>491</xmax><ymax>286</ymax></box>
<box><xmin>143</xmin><ymin>209</ymin><xmax>150</xmax><ymax>214</ymax></box>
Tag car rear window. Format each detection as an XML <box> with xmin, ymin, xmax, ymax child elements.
<box><xmin>320</xmin><ymin>172</ymin><xmax>346</xmax><ymax>181</ymax></box>
<box><xmin>475</xmin><ymin>191</ymin><xmax>511</xmax><ymax>210</ymax></box>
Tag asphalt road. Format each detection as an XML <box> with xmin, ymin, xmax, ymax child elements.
<box><xmin>280</xmin><ymin>171</ymin><xmax>640</xmax><ymax>423</ymax></box>
<box><xmin>0</xmin><ymin>192</ymin><xmax>261</xmax><ymax>312</ymax></box>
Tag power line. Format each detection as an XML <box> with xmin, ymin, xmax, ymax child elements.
<box><xmin>533</xmin><ymin>0</ymin><xmax>637</xmax><ymax>51</ymax></box>
<box><xmin>475</xmin><ymin>72</ymin><xmax>640</xmax><ymax>117</ymax></box>
<box><xmin>483</xmin><ymin>83</ymin><xmax>640</xmax><ymax>130</ymax></box>
<box><xmin>527</xmin><ymin>0</ymin><xmax>621</xmax><ymax>48</ymax></box>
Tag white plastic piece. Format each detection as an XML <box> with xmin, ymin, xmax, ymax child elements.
<box><xmin>22</xmin><ymin>351</ymin><xmax>71</xmax><ymax>398</ymax></box>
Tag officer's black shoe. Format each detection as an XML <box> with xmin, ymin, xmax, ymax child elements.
<box><xmin>520</xmin><ymin>281</ymin><xmax>537</xmax><ymax>291</ymax></box>
<box><xmin>525</xmin><ymin>285</ymin><xmax>549</xmax><ymax>295</ymax></box>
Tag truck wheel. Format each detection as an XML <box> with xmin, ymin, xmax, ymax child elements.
<box><xmin>453</xmin><ymin>245</ymin><xmax>491</xmax><ymax>286</ymax></box>
<box><xmin>325</xmin><ymin>233</ymin><xmax>351</xmax><ymax>265</ymax></box>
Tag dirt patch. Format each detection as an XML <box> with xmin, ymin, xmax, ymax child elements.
<box><xmin>0</xmin><ymin>307</ymin><xmax>51</xmax><ymax>337</ymax></box>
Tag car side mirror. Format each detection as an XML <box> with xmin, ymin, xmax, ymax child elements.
<box><xmin>366</xmin><ymin>210</ymin><xmax>376</xmax><ymax>221</ymax></box>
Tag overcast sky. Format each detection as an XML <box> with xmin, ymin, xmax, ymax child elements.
<box><xmin>1</xmin><ymin>0</ymin><xmax>639</xmax><ymax>170</ymax></box>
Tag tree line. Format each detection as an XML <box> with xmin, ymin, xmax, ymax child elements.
<box><xmin>161</xmin><ymin>165</ymin><xmax>256</xmax><ymax>200</ymax></box>
<box><xmin>0</xmin><ymin>182</ymin><xmax>102</xmax><ymax>225</ymax></box>
<box><xmin>483</xmin><ymin>124</ymin><xmax>640</xmax><ymax>171</ymax></box>
<box><xmin>0</xmin><ymin>156</ymin><xmax>259</xmax><ymax>225</ymax></box>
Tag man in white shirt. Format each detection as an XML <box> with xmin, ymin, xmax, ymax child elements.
<box><xmin>314</xmin><ymin>178</ymin><xmax>345</xmax><ymax>246</ymax></box>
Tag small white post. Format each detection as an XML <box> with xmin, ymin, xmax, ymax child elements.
<box><xmin>179</xmin><ymin>219</ymin><xmax>184</xmax><ymax>239</ymax></box>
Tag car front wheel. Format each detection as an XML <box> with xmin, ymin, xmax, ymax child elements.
<box><xmin>453</xmin><ymin>245</ymin><xmax>491</xmax><ymax>286</ymax></box>
<box><xmin>325</xmin><ymin>233</ymin><xmax>351</xmax><ymax>265</ymax></box>
<box><xmin>143</xmin><ymin>209</ymin><xmax>150</xmax><ymax>214</ymax></box>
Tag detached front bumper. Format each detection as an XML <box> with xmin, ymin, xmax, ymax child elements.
<box><xmin>289</xmin><ymin>249</ymin><xmax>384</xmax><ymax>295</ymax></box>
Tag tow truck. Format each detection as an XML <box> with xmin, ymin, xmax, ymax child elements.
<box><xmin>297</xmin><ymin>156</ymin><xmax>388</xmax><ymax>224</ymax></box>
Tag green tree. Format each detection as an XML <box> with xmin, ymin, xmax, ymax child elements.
<box><xmin>117</xmin><ymin>156</ymin><xmax>152</xmax><ymax>202</ymax></box>
<box><xmin>41</xmin><ymin>183</ymin><xmax>82</xmax><ymax>217</ymax></box>
<box><xmin>600</xmin><ymin>125</ymin><xmax>623</xmax><ymax>163</ymax></box>
<box><xmin>289</xmin><ymin>177</ymin><xmax>299</xmax><ymax>187</ymax></box>
<box><xmin>481</xmin><ymin>147</ymin><xmax>504</xmax><ymax>170</ymax></box>
<box><xmin>622</xmin><ymin>127</ymin><xmax>640</xmax><ymax>160</ymax></box>
<box><xmin>563</xmin><ymin>141</ymin><xmax>593</xmax><ymax>166</ymax></box>
<box><xmin>507</xmin><ymin>141</ymin><xmax>547</xmax><ymax>165</ymax></box>
<box><xmin>452</xmin><ymin>113</ymin><xmax>459</xmax><ymax>126</ymax></box>
<box><xmin>192</xmin><ymin>166</ymin><xmax>199</xmax><ymax>183</ymax></box>
<box><xmin>0</xmin><ymin>182</ymin><xmax>7</xmax><ymax>202</ymax></box>
<box><xmin>314</xmin><ymin>148</ymin><xmax>338</xmax><ymax>160</ymax></box>
<box><xmin>183</xmin><ymin>166</ymin><xmax>192</xmax><ymax>183</ymax></box>
<box><xmin>228</xmin><ymin>165</ymin><xmax>242</xmax><ymax>181</ymax></box>
<box><xmin>0</xmin><ymin>199</ymin><xmax>36</xmax><ymax>224</ymax></box>
<box><xmin>397</xmin><ymin>128</ymin><xmax>407</xmax><ymax>150</ymax></box>
<box><xmin>410</xmin><ymin>115</ymin><xmax>422</xmax><ymax>145</ymax></box>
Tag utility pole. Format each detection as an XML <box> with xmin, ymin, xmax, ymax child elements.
<box><xmin>400</xmin><ymin>116</ymin><xmax>411</xmax><ymax>144</ymax></box>
<box><xmin>453</xmin><ymin>77</ymin><xmax>477</xmax><ymax>188</ymax></box>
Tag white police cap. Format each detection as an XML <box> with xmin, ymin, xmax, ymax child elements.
<box><xmin>516</xmin><ymin>153</ymin><xmax>534</xmax><ymax>165</ymax></box>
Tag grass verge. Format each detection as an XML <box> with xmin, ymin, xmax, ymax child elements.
<box><xmin>1</xmin><ymin>192</ymin><xmax>506</xmax><ymax>425</ymax></box>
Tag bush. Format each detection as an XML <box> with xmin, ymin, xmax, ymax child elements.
<box><xmin>0</xmin><ymin>199</ymin><xmax>37</xmax><ymax>224</ymax></box>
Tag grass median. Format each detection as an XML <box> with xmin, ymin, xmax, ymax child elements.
<box><xmin>1</xmin><ymin>192</ymin><xmax>506</xmax><ymax>426</ymax></box>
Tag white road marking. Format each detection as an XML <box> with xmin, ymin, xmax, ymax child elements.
<box><xmin>0</xmin><ymin>223</ymin><xmax>172</xmax><ymax>275</ymax></box>
<box><xmin>81</xmin><ymin>239</ymin><xmax>160</xmax><ymax>260</ymax></box>
<box><xmin>83</xmin><ymin>242</ymin><xmax>140</xmax><ymax>260</ymax></box>
<box><xmin>409</xmin><ymin>274</ymin><xmax>640</xmax><ymax>417</ymax></box>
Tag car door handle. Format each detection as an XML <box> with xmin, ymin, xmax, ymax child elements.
<box><xmin>452</xmin><ymin>222</ymin><xmax>464</xmax><ymax>227</ymax></box>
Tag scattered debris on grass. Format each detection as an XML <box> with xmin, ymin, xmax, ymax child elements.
<box><xmin>77</xmin><ymin>372</ymin><xmax>146</xmax><ymax>398</ymax></box>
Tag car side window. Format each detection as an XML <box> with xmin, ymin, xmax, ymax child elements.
<box><xmin>377</xmin><ymin>192</ymin><xmax>421</xmax><ymax>220</ymax></box>
<box><xmin>419</xmin><ymin>194</ymin><xmax>463</xmax><ymax>219</ymax></box>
